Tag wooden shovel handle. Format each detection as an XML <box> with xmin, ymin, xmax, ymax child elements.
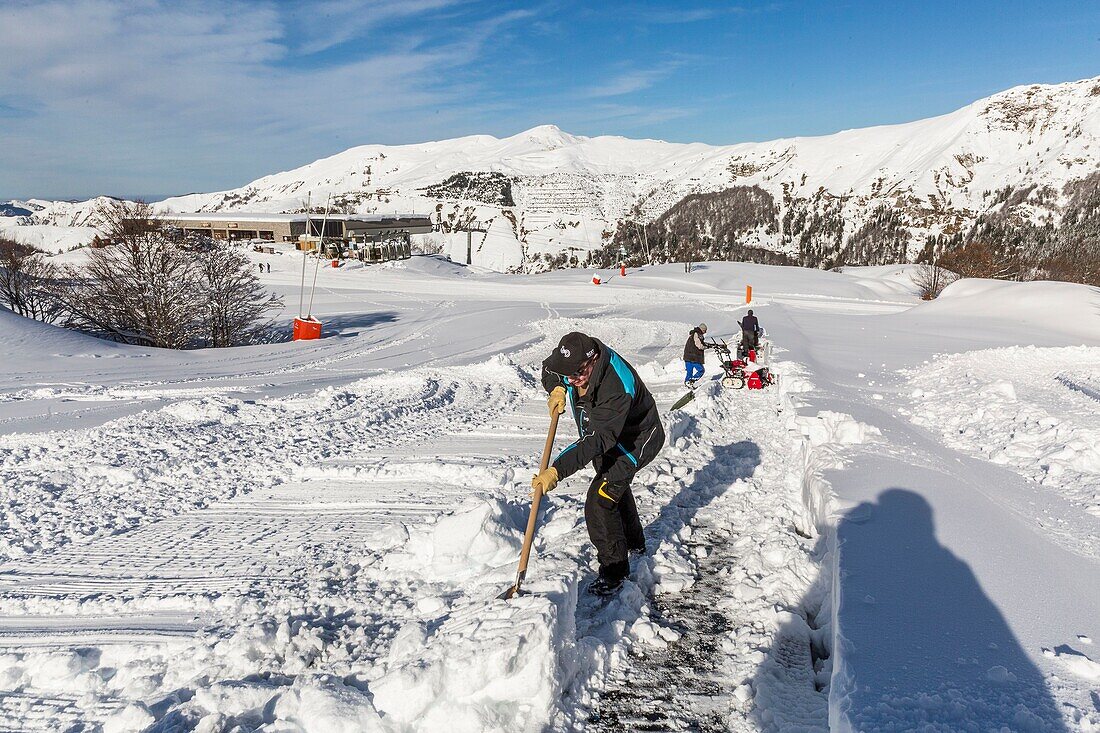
<box><xmin>509</xmin><ymin>410</ymin><xmax>560</xmax><ymax>595</ymax></box>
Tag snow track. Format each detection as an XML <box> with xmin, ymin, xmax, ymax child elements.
<box><xmin>0</xmin><ymin>358</ymin><xmax>530</xmax><ymax>560</ymax></box>
<box><xmin>583</xmin><ymin>371</ymin><xmax>832</xmax><ymax>732</ymax></box>
<box><xmin>0</xmin><ymin>357</ymin><xmax>541</xmax><ymax>730</ymax></box>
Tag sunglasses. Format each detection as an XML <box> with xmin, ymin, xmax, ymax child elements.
<box><xmin>569</xmin><ymin>355</ymin><xmax>598</xmax><ymax>380</ymax></box>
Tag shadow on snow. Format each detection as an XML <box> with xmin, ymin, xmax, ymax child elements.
<box><xmin>758</xmin><ymin>488</ymin><xmax>1068</xmax><ymax>732</ymax></box>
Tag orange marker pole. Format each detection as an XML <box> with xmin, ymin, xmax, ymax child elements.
<box><xmin>746</xmin><ymin>285</ymin><xmax>752</xmax><ymax>303</ymax></box>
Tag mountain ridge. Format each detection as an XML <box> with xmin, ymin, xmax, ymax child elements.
<box><xmin>12</xmin><ymin>75</ymin><xmax>1100</xmax><ymax>274</ymax></box>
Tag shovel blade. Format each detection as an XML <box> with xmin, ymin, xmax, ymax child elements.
<box><xmin>498</xmin><ymin>585</ymin><xmax>526</xmax><ymax>601</ymax></box>
<box><xmin>670</xmin><ymin>390</ymin><xmax>695</xmax><ymax>411</ymax></box>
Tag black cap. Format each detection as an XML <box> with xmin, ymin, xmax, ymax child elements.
<box><xmin>545</xmin><ymin>332</ymin><xmax>598</xmax><ymax>375</ymax></box>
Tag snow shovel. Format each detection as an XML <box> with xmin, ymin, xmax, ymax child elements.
<box><xmin>499</xmin><ymin>410</ymin><xmax>560</xmax><ymax>600</ymax></box>
<box><xmin>670</xmin><ymin>388</ymin><xmax>695</xmax><ymax>411</ymax></box>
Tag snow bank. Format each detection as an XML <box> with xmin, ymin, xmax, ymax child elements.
<box><xmin>0</xmin><ymin>224</ymin><xmax>97</xmax><ymax>252</ymax></box>
<box><xmin>137</xmin><ymin>675</ymin><xmax>386</xmax><ymax>731</ymax></box>
<box><xmin>0</xmin><ymin>306</ymin><xmax>122</xmax><ymax>368</ymax></box>
<box><xmin>777</xmin><ymin>368</ymin><xmax>885</xmax><ymax>732</ymax></box>
<box><xmin>372</xmin><ymin>596</ymin><xmax>561</xmax><ymax>731</ymax></box>
<box><xmin>383</xmin><ymin>497</ymin><xmax>525</xmax><ymax>580</ymax></box>
<box><xmin>904</xmin><ymin>345</ymin><xmax>1100</xmax><ymax>517</ymax></box>
<box><xmin>915</xmin><ymin>278</ymin><xmax>1100</xmax><ymax>341</ymax></box>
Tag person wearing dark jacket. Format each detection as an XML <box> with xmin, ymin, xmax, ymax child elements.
<box><xmin>682</xmin><ymin>323</ymin><xmax>708</xmax><ymax>385</ymax></box>
<box><xmin>739</xmin><ymin>310</ymin><xmax>761</xmax><ymax>352</ymax></box>
<box><xmin>533</xmin><ymin>332</ymin><xmax>665</xmax><ymax>596</ymax></box>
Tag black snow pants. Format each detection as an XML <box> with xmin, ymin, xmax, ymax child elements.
<box><xmin>584</xmin><ymin>423</ymin><xmax>665</xmax><ymax>582</ymax></box>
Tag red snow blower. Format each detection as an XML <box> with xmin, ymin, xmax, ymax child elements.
<box><xmin>706</xmin><ymin>338</ymin><xmax>775</xmax><ymax>390</ymax></box>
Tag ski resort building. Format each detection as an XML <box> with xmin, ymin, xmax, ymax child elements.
<box><xmin>165</xmin><ymin>212</ymin><xmax>432</xmax><ymax>244</ymax></box>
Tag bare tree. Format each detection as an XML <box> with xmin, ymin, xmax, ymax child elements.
<box><xmin>62</xmin><ymin>231</ymin><xmax>200</xmax><ymax>348</ymax></box>
<box><xmin>0</xmin><ymin>238</ymin><xmax>64</xmax><ymax>322</ymax></box>
<box><xmin>195</xmin><ymin>246</ymin><xmax>283</xmax><ymax>347</ymax></box>
<box><xmin>913</xmin><ymin>261</ymin><xmax>957</xmax><ymax>300</ymax></box>
<box><xmin>938</xmin><ymin>241</ymin><xmax>1022</xmax><ymax>280</ymax></box>
<box><xmin>91</xmin><ymin>199</ymin><xmax>171</xmax><ymax>245</ymax></box>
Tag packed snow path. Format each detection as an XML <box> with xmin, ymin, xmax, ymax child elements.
<box><xmin>586</xmin><ymin>380</ymin><xmax>830</xmax><ymax>732</ymax></box>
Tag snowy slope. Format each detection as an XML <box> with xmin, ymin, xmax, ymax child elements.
<box><xmin>0</xmin><ymin>259</ymin><xmax>1097</xmax><ymax>730</ymax></box>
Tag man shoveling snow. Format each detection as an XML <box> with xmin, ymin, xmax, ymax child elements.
<box><xmin>533</xmin><ymin>332</ymin><xmax>666</xmax><ymax>596</ymax></box>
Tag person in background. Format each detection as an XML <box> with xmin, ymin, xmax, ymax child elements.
<box><xmin>682</xmin><ymin>323</ymin><xmax>709</xmax><ymax>385</ymax></box>
<box><xmin>739</xmin><ymin>310</ymin><xmax>761</xmax><ymax>353</ymax></box>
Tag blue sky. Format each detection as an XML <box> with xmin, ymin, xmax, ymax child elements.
<box><xmin>1</xmin><ymin>0</ymin><xmax>1097</xmax><ymax>200</ymax></box>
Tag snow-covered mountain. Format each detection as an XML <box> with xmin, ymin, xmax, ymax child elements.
<box><xmin>150</xmin><ymin>76</ymin><xmax>1100</xmax><ymax>267</ymax></box>
<box><xmin>15</xmin><ymin>76</ymin><xmax>1100</xmax><ymax>269</ymax></box>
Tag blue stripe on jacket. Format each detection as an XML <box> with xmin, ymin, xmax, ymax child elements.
<box><xmin>608</xmin><ymin>350</ymin><xmax>635</xmax><ymax>397</ymax></box>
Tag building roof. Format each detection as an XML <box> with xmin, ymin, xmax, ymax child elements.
<box><xmin>161</xmin><ymin>212</ymin><xmax>430</xmax><ymax>224</ymax></box>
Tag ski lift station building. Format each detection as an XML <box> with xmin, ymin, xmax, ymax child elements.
<box><xmin>167</xmin><ymin>212</ymin><xmax>432</xmax><ymax>242</ymax></box>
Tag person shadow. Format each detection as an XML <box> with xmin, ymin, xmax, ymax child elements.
<box><xmin>753</xmin><ymin>488</ymin><xmax>1069</xmax><ymax>731</ymax></box>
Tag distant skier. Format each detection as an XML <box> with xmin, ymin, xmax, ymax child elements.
<box><xmin>258</xmin><ymin>263</ymin><xmax>264</xmax><ymax>274</ymax></box>
<box><xmin>266</xmin><ymin>263</ymin><xmax>271</xmax><ymax>273</ymax></box>
<box><xmin>683</xmin><ymin>323</ymin><xmax>709</xmax><ymax>385</ymax></box>
<box><xmin>739</xmin><ymin>310</ymin><xmax>762</xmax><ymax>353</ymax></box>
<box><xmin>533</xmin><ymin>332</ymin><xmax>665</xmax><ymax>596</ymax></box>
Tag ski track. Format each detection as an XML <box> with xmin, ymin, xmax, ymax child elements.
<box><xmin>0</xmin><ymin>350</ymin><xmax>544</xmax><ymax>729</ymax></box>
<box><xmin>0</xmin><ymin>356</ymin><xmax>537</xmax><ymax>561</ymax></box>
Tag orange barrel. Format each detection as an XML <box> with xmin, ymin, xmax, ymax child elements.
<box><xmin>331</xmin><ymin>259</ymin><xmax>339</xmax><ymax>268</ymax></box>
<box><xmin>293</xmin><ymin>317</ymin><xmax>322</xmax><ymax>341</ymax></box>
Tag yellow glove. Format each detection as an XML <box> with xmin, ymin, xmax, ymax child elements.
<box><xmin>531</xmin><ymin>466</ymin><xmax>559</xmax><ymax>496</ymax></box>
<box><xmin>547</xmin><ymin>386</ymin><xmax>566</xmax><ymax>416</ymax></box>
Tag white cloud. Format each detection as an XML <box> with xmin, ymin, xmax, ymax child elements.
<box><xmin>0</xmin><ymin>0</ymin><xmax>533</xmax><ymax>198</ymax></box>
<box><xmin>582</xmin><ymin>66</ymin><xmax>679</xmax><ymax>98</ymax></box>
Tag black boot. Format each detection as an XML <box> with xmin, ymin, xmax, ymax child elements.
<box><xmin>588</xmin><ymin>560</ymin><xmax>629</xmax><ymax>596</ymax></box>
<box><xmin>587</xmin><ymin>576</ymin><xmax>623</xmax><ymax>597</ymax></box>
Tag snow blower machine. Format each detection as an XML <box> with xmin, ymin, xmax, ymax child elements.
<box><xmin>671</xmin><ymin>333</ymin><xmax>776</xmax><ymax>410</ymax></box>
<box><xmin>708</xmin><ymin>335</ymin><xmax>775</xmax><ymax>390</ymax></box>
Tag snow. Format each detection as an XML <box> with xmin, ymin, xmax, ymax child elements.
<box><xmin>0</xmin><ymin>258</ymin><xmax>1098</xmax><ymax>730</ymax></box>
<box><xmin>916</xmin><ymin>278</ymin><xmax>1100</xmax><ymax>341</ymax></box>
<box><xmin>438</xmin><ymin>217</ymin><xmax>524</xmax><ymax>272</ymax></box>
<box><xmin>0</xmin><ymin>224</ymin><xmax>97</xmax><ymax>252</ymax></box>
<box><xmin>905</xmin><ymin>346</ymin><xmax>1100</xmax><ymax>522</ymax></box>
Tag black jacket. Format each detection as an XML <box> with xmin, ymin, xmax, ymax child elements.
<box><xmin>542</xmin><ymin>338</ymin><xmax>664</xmax><ymax>480</ymax></box>
<box><xmin>683</xmin><ymin>328</ymin><xmax>706</xmax><ymax>363</ymax></box>
<box><xmin>739</xmin><ymin>314</ymin><xmax>759</xmax><ymax>333</ymax></box>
